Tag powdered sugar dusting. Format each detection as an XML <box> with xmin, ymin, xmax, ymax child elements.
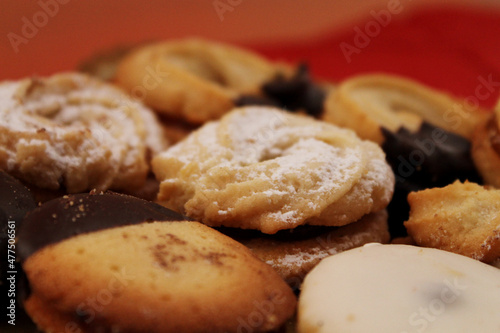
<box><xmin>0</xmin><ymin>73</ymin><xmax>167</xmax><ymax>192</ymax></box>
<box><xmin>155</xmin><ymin>106</ymin><xmax>396</xmax><ymax>233</ymax></box>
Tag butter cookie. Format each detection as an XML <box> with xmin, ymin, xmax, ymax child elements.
<box><xmin>0</xmin><ymin>73</ymin><xmax>168</xmax><ymax>193</ymax></box>
<box><xmin>153</xmin><ymin>106</ymin><xmax>394</xmax><ymax>234</ymax></box>
<box><xmin>405</xmin><ymin>181</ymin><xmax>500</xmax><ymax>263</ymax></box>
<box><xmin>115</xmin><ymin>39</ymin><xmax>284</xmax><ymax>124</ymax></box>
<box><xmin>19</xmin><ymin>192</ymin><xmax>296</xmax><ymax>333</ymax></box>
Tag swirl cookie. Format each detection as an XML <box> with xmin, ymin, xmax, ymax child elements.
<box><xmin>323</xmin><ymin>73</ymin><xmax>487</xmax><ymax>143</ymax></box>
<box><xmin>298</xmin><ymin>243</ymin><xmax>500</xmax><ymax>333</ymax></box>
<box><xmin>404</xmin><ymin>181</ymin><xmax>500</xmax><ymax>263</ymax></box>
<box><xmin>471</xmin><ymin>106</ymin><xmax>500</xmax><ymax>188</ymax></box>
<box><xmin>115</xmin><ymin>39</ymin><xmax>286</xmax><ymax>124</ymax></box>
<box><xmin>221</xmin><ymin>210</ymin><xmax>389</xmax><ymax>288</ymax></box>
<box><xmin>153</xmin><ymin>106</ymin><xmax>394</xmax><ymax>234</ymax></box>
<box><xmin>18</xmin><ymin>192</ymin><xmax>296</xmax><ymax>333</ymax></box>
<box><xmin>0</xmin><ymin>73</ymin><xmax>168</xmax><ymax>194</ymax></box>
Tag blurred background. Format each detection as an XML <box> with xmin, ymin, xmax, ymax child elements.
<box><xmin>1</xmin><ymin>0</ymin><xmax>500</xmax><ymax>107</ymax></box>
<box><xmin>0</xmin><ymin>0</ymin><xmax>500</xmax><ymax>330</ymax></box>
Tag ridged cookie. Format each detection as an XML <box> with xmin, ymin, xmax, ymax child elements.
<box><xmin>153</xmin><ymin>106</ymin><xmax>394</xmax><ymax>234</ymax></box>
<box><xmin>115</xmin><ymin>39</ymin><xmax>284</xmax><ymax>124</ymax></box>
<box><xmin>323</xmin><ymin>73</ymin><xmax>487</xmax><ymax>144</ymax></box>
<box><xmin>0</xmin><ymin>72</ymin><xmax>168</xmax><ymax>193</ymax></box>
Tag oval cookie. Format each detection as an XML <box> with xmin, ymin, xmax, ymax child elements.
<box><xmin>19</xmin><ymin>193</ymin><xmax>296</xmax><ymax>333</ymax></box>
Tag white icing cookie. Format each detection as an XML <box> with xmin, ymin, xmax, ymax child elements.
<box><xmin>298</xmin><ymin>243</ymin><xmax>500</xmax><ymax>333</ymax></box>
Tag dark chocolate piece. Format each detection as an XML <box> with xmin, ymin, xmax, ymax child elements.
<box><xmin>263</xmin><ymin>64</ymin><xmax>326</xmax><ymax>117</ymax></box>
<box><xmin>235</xmin><ymin>64</ymin><xmax>327</xmax><ymax>117</ymax></box>
<box><xmin>381</xmin><ymin>122</ymin><xmax>482</xmax><ymax>237</ymax></box>
<box><xmin>17</xmin><ymin>192</ymin><xmax>188</xmax><ymax>260</ymax></box>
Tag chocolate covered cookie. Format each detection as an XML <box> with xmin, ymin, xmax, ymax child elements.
<box><xmin>18</xmin><ymin>192</ymin><xmax>296</xmax><ymax>333</ymax></box>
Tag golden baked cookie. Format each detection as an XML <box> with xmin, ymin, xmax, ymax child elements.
<box><xmin>322</xmin><ymin>73</ymin><xmax>487</xmax><ymax>144</ymax></box>
<box><xmin>115</xmin><ymin>39</ymin><xmax>285</xmax><ymax>124</ymax></box>
<box><xmin>153</xmin><ymin>106</ymin><xmax>394</xmax><ymax>234</ymax></box>
<box><xmin>298</xmin><ymin>244</ymin><xmax>500</xmax><ymax>333</ymax></box>
<box><xmin>222</xmin><ymin>210</ymin><xmax>389</xmax><ymax>288</ymax></box>
<box><xmin>19</xmin><ymin>192</ymin><xmax>296</xmax><ymax>333</ymax></box>
<box><xmin>471</xmin><ymin>105</ymin><xmax>500</xmax><ymax>188</ymax></box>
<box><xmin>0</xmin><ymin>72</ymin><xmax>168</xmax><ymax>193</ymax></box>
<box><xmin>405</xmin><ymin>181</ymin><xmax>500</xmax><ymax>263</ymax></box>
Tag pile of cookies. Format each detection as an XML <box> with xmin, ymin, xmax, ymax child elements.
<box><xmin>1</xmin><ymin>38</ymin><xmax>499</xmax><ymax>332</ymax></box>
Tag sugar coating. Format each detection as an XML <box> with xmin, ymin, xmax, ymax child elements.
<box><xmin>0</xmin><ymin>73</ymin><xmax>168</xmax><ymax>192</ymax></box>
<box><xmin>405</xmin><ymin>180</ymin><xmax>500</xmax><ymax>263</ymax></box>
<box><xmin>153</xmin><ymin>107</ymin><xmax>394</xmax><ymax>233</ymax></box>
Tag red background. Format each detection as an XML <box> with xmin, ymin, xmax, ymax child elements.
<box><xmin>1</xmin><ymin>1</ymin><xmax>500</xmax><ymax>108</ymax></box>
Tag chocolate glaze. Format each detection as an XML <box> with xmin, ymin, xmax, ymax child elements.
<box><xmin>382</xmin><ymin>122</ymin><xmax>482</xmax><ymax>237</ymax></box>
<box><xmin>0</xmin><ymin>171</ymin><xmax>36</xmax><ymax>273</ymax></box>
<box><xmin>235</xmin><ymin>64</ymin><xmax>327</xmax><ymax>117</ymax></box>
<box><xmin>17</xmin><ymin>192</ymin><xmax>188</xmax><ymax>261</ymax></box>
<box><xmin>0</xmin><ymin>171</ymin><xmax>37</xmax><ymax>321</ymax></box>
<box><xmin>0</xmin><ymin>170</ymin><xmax>37</xmax><ymax>227</ymax></box>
